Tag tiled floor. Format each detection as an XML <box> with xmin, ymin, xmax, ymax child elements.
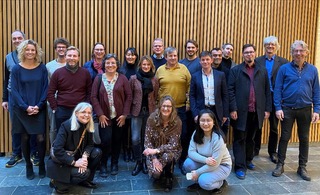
<box><xmin>0</xmin><ymin>144</ymin><xmax>319</xmax><ymax>195</ymax></box>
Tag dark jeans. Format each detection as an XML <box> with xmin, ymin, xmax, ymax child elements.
<box><xmin>99</xmin><ymin>118</ymin><xmax>123</xmax><ymax>165</ymax></box>
<box><xmin>55</xmin><ymin>106</ymin><xmax>74</xmax><ymax>133</ymax></box>
<box><xmin>177</xmin><ymin>106</ymin><xmax>187</xmax><ymax>163</ymax></box>
<box><xmin>277</xmin><ymin>106</ymin><xmax>311</xmax><ymax>167</ymax></box>
<box><xmin>233</xmin><ymin>112</ymin><xmax>259</xmax><ymax>171</ymax></box>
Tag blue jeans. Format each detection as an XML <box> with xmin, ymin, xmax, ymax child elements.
<box><xmin>131</xmin><ymin>109</ymin><xmax>149</xmax><ymax>161</ymax></box>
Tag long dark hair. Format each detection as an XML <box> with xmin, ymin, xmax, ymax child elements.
<box><xmin>193</xmin><ymin>109</ymin><xmax>226</xmax><ymax>144</ymax></box>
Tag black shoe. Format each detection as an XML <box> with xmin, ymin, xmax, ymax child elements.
<box><xmin>210</xmin><ymin>180</ymin><xmax>227</xmax><ymax>194</ymax></box>
<box><xmin>39</xmin><ymin>165</ymin><xmax>46</xmax><ymax>178</ymax></box>
<box><xmin>297</xmin><ymin>167</ymin><xmax>311</xmax><ymax>181</ymax></box>
<box><xmin>31</xmin><ymin>153</ymin><xmax>40</xmax><ymax>166</ymax></box>
<box><xmin>79</xmin><ymin>180</ymin><xmax>97</xmax><ymax>189</ymax></box>
<box><xmin>0</xmin><ymin>152</ymin><xmax>5</xmax><ymax>157</ymax></box>
<box><xmin>49</xmin><ymin>179</ymin><xmax>69</xmax><ymax>194</ymax></box>
<box><xmin>187</xmin><ymin>183</ymin><xmax>200</xmax><ymax>192</ymax></box>
<box><xmin>6</xmin><ymin>155</ymin><xmax>22</xmax><ymax>168</ymax></box>
<box><xmin>132</xmin><ymin>161</ymin><xmax>142</xmax><ymax>176</ymax></box>
<box><xmin>99</xmin><ymin>165</ymin><xmax>108</xmax><ymax>178</ymax></box>
<box><xmin>164</xmin><ymin>177</ymin><xmax>173</xmax><ymax>192</ymax></box>
<box><xmin>269</xmin><ymin>153</ymin><xmax>278</xmax><ymax>164</ymax></box>
<box><xmin>142</xmin><ymin>159</ymin><xmax>148</xmax><ymax>174</ymax></box>
<box><xmin>272</xmin><ymin>163</ymin><xmax>284</xmax><ymax>177</ymax></box>
<box><xmin>111</xmin><ymin>164</ymin><xmax>118</xmax><ymax>175</ymax></box>
<box><xmin>26</xmin><ymin>165</ymin><xmax>35</xmax><ymax>180</ymax></box>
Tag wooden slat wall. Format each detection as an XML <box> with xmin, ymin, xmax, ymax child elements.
<box><xmin>0</xmin><ymin>0</ymin><xmax>319</xmax><ymax>152</ymax></box>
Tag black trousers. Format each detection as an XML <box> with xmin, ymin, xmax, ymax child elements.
<box><xmin>277</xmin><ymin>106</ymin><xmax>311</xmax><ymax>167</ymax></box>
<box><xmin>55</xmin><ymin>106</ymin><xmax>74</xmax><ymax>133</ymax></box>
<box><xmin>233</xmin><ymin>112</ymin><xmax>259</xmax><ymax>171</ymax></box>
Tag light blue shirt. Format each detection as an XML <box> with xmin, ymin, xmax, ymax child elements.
<box><xmin>202</xmin><ymin>69</ymin><xmax>215</xmax><ymax>106</ymax></box>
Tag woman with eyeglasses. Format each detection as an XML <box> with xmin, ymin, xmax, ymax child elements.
<box><xmin>91</xmin><ymin>53</ymin><xmax>132</xmax><ymax>177</ymax></box>
<box><xmin>119</xmin><ymin>47</ymin><xmax>139</xmax><ymax>162</ymax></box>
<box><xmin>47</xmin><ymin>102</ymin><xmax>102</xmax><ymax>194</ymax></box>
<box><xmin>83</xmin><ymin>42</ymin><xmax>106</xmax><ymax>81</ymax></box>
<box><xmin>143</xmin><ymin>95</ymin><xmax>181</xmax><ymax>192</ymax></box>
<box><xmin>129</xmin><ymin>56</ymin><xmax>159</xmax><ymax>176</ymax></box>
<box><xmin>183</xmin><ymin>109</ymin><xmax>231</xmax><ymax>194</ymax></box>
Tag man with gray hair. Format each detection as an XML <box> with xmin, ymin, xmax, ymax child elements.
<box><xmin>254</xmin><ymin>36</ymin><xmax>288</xmax><ymax>163</ymax></box>
<box><xmin>272</xmin><ymin>40</ymin><xmax>319</xmax><ymax>181</ymax></box>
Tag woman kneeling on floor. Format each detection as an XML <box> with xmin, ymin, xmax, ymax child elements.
<box><xmin>183</xmin><ymin>109</ymin><xmax>232</xmax><ymax>194</ymax></box>
<box><xmin>47</xmin><ymin>102</ymin><xmax>102</xmax><ymax>194</ymax></box>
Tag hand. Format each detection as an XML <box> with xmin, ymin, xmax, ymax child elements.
<box><xmin>222</xmin><ymin>117</ymin><xmax>228</xmax><ymax>125</ymax></box>
<box><xmin>78</xmin><ymin>167</ymin><xmax>87</xmax><ymax>174</ymax></box>
<box><xmin>276</xmin><ymin>110</ymin><xmax>284</xmax><ymax>121</ymax></box>
<box><xmin>230</xmin><ymin>111</ymin><xmax>238</xmax><ymax>120</ymax></box>
<box><xmin>26</xmin><ymin>106</ymin><xmax>35</xmax><ymax>115</ymax></box>
<box><xmin>311</xmin><ymin>112</ymin><xmax>319</xmax><ymax>123</ymax></box>
<box><xmin>99</xmin><ymin>115</ymin><xmax>109</xmax><ymax>128</ymax></box>
<box><xmin>152</xmin><ymin>158</ymin><xmax>162</xmax><ymax>172</ymax></box>
<box><xmin>264</xmin><ymin>112</ymin><xmax>270</xmax><ymax>119</ymax></box>
<box><xmin>205</xmin><ymin>157</ymin><xmax>217</xmax><ymax>166</ymax></box>
<box><xmin>194</xmin><ymin>116</ymin><xmax>198</xmax><ymax>123</ymax></box>
<box><xmin>2</xmin><ymin>102</ymin><xmax>8</xmax><ymax>111</ymax></box>
<box><xmin>191</xmin><ymin>170</ymin><xmax>199</xmax><ymax>181</ymax></box>
<box><xmin>116</xmin><ymin>115</ymin><xmax>126</xmax><ymax>127</ymax></box>
<box><xmin>75</xmin><ymin>157</ymin><xmax>88</xmax><ymax>169</ymax></box>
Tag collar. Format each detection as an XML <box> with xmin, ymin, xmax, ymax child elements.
<box><xmin>265</xmin><ymin>54</ymin><xmax>275</xmax><ymax>61</ymax></box>
<box><xmin>245</xmin><ymin>63</ymin><xmax>255</xmax><ymax>69</ymax></box>
<box><xmin>153</xmin><ymin>54</ymin><xmax>164</xmax><ymax>59</ymax></box>
<box><xmin>202</xmin><ymin>68</ymin><xmax>213</xmax><ymax>76</ymax></box>
<box><xmin>165</xmin><ymin>63</ymin><xmax>180</xmax><ymax>70</ymax></box>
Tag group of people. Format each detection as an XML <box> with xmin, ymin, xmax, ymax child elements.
<box><xmin>2</xmin><ymin>30</ymin><xmax>319</xmax><ymax>194</ymax></box>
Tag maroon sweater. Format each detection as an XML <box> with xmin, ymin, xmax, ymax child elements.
<box><xmin>47</xmin><ymin>67</ymin><xmax>92</xmax><ymax>110</ymax></box>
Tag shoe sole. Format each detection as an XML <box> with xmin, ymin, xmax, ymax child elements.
<box><xmin>5</xmin><ymin>158</ymin><xmax>23</xmax><ymax>168</ymax></box>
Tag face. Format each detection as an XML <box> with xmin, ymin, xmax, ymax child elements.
<box><xmin>292</xmin><ymin>45</ymin><xmax>308</xmax><ymax>64</ymax></box>
<box><xmin>125</xmin><ymin>50</ymin><xmax>137</xmax><ymax>64</ymax></box>
<box><xmin>222</xmin><ymin>45</ymin><xmax>233</xmax><ymax>58</ymax></box>
<box><xmin>200</xmin><ymin>55</ymin><xmax>213</xmax><ymax>70</ymax></box>
<box><xmin>160</xmin><ymin>100</ymin><xmax>173</xmax><ymax>118</ymax></box>
<box><xmin>55</xmin><ymin>43</ymin><xmax>68</xmax><ymax>57</ymax></box>
<box><xmin>242</xmin><ymin>46</ymin><xmax>256</xmax><ymax>64</ymax></box>
<box><xmin>186</xmin><ymin>42</ymin><xmax>198</xmax><ymax>57</ymax></box>
<box><xmin>211</xmin><ymin>50</ymin><xmax>223</xmax><ymax>67</ymax></box>
<box><xmin>140</xmin><ymin>59</ymin><xmax>152</xmax><ymax>73</ymax></box>
<box><xmin>94</xmin><ymin>44</ymin><xmax>105</xmax><ymax>60</ymax></box>
<box><xmin>105</xmin><ymin>57</ymin><xmax>118</xmax><ymax>73</ymax></box>
<box><xmin>165</xmin><ymin>50</ymin><xmax>178</xmax><ymax>66</ymax></box>
<box><xmin>24</xmin><ymin>44</ymin><xmax>37</xmax><ymax>61</ymax></box>
<box><xmin>199</xmin><ymin>113</ymin><xmax>214</xmax><ymax>133</ymax></box>
<box><xmin>264</xmin><ymin>42</ymin><xmax>277</xmax><ymax>56</ymax></box>
<box><xmin>75</xmin><ymin>107</ymin><xmax>92</xmax><ymax>124</ymax></box>
<box><xmin>65</xmin><ymin>49</ymin><xmax>80</xmax><ymax>68</ymax></box>
<box><xmin>153</xmin><ymin>40</ymin><xmax>164</xmax><ymax>55</ymax></box>
<box><xmin>12</xmin><ymin>31</ymin><xmax>24</xmax><ymax>48</ymax></box>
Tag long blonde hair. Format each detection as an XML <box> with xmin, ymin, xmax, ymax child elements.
<box><xmin>70</xmin><ymin>102</ymin><xmax>94</xmax><ymax>132</ymax></box>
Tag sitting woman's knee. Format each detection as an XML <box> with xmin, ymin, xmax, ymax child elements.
<box><xmin>90</xmin><ymin>148</ymin><xmax>102</xmax><ymax>159</ymax></box>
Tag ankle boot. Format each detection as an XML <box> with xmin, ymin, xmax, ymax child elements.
<box><xmin>39</xmin><ymin>164</ymin><xmax>46</xmax><ymax>178</ymax></box>
<box><xmin>99</xmin><ymin>164</ymin><xmax>108</xmax><ymax>178</ymax></box>
<box><xmin>26</xmin><ymin>164</ymin><xmax>35</xmax><ymax>180</ymax></box>
<box><xmin>132</xmin><ymin>161</ymin><xmax>142</xmax><ymax>176</ymax></box>
<box><xmin>142</xmin><ymin>159</ymin><xmax>148</xmax><ymax>174</ymax></box>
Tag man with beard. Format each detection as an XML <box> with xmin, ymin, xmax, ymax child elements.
<box><xmin>229</xmin><ymin>44</ymin><xmax>271</xmax><ymax>180</ymax></box>
<box><xmin>47</xmin><ymin>46</ymin><xmax>92</xmax><ymax>132</ymax></box>
<box><xmin>46</xmin><ymin>38</ymin><xmax>70</xmax><ymax>143</ymax></box>
<box><xmin>151</xmin><ymin>38</ymin><xmax>167</xmax><ymax>70</ymax></box>
<box><xmin>179</xmin><ymin>40</ymin><xmax>201</xmax><ymax>75</ymax></box>
<box><xmin>253</xmin><ymin>36</ymin><xmax>288</xmax><ymax>162</ymax></box>
<box><xmin>221</xmin><ymin>43</ymin><xmax>236</xmax><ymax>70</ymax></box>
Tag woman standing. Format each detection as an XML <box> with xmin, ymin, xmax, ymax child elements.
<box><xmin>183</xmin><ymin>109</ymin><xmax>232</xmax><ymax>194</ymax></box>
<box><xmin>129</xmin><ymin>56</ymin><xmax>159</xmax><ymax>176</ymax></box>
<box><xmin>119</xmin><ymin>47</ymin><xmax>139</xmax><ymax>162</ymax></box>
<box><xmin>143</xmin><ymin>95</ymin><xmax>181</xmax><ymax>192</ymax></box>
<box><xmin>10</xmin><ymin>40</ymin><xmax>48</xmax><ymax>180</ymax></box>
<box><xmin>91</xmin><ymin>54</ymin><xmax>132</xmax><ymax>177</ymax></box>
<box><xmin>47</xmin><ymin>102</ymin><xmax>102</xmax><ymax>194</ymax></box>
<box><xmin>83</xmin><ymin>42</ymin><xmax>106</xmax><ymax>81</ymax></box>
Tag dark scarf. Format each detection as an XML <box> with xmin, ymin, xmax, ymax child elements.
<box><xmin>66</xmin><ymin>63</ymin><xmax>79</xmax><ymax>73</ymax></box>
<box><xmin>136</xmin><ymin>68</ymin><xmax>154</xmax><ymax>95</ymax></box>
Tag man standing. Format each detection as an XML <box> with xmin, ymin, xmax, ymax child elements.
<box><xmin>151</xmin><ymin>38</ymin><xmax>167</xmax><ymax>70</ymax></box>
<box><xmin>221</xmin><ymin>43</ymin><xmax>236</xmax><ymax>70</ymax></box>
<box><xmin>2</xmin><ymin>30</ymin><xmax>38</xmax><ymax>167</ymax></box>
<box><xmin>179</xmin><ymin>40</ymin><xmax>201</xmax><ymax>75</ymax></box>
<box><xmin>47</xmin><ymin>46</ymin><xmax>92</xmax><ymax>132</ymax></box>
<box><xmin>272</xmin><ymin>40</ymin><xmax>319</xmax><ymax>181</ymax></box>
<box><xmin>229</xmin><ymin>44</ymin><xmax>271</xmax><ymax>180</ymax></box>
<box><xmin>156</xmin><ymin>47</ymin><xmax>191</xmax><ymax>173</ymax></box>
<box><xmin>189</xmin><ymin>51</ymin><xmax>228</xmax><ymax>130</ymax></box>
<box><xmin>46</xmin><ymin>38</ymin><xmax>70</xmax><ymax>143</ymax></box>
<box><xmin>254</xmin><ymin>36</ymin><xmax>289</xmax><ymax>163</ymax></box>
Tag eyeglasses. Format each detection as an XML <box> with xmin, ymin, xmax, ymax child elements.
<box><xmin>106</xmin><ymin>53</ymin><xmax>117</xmax><ymax>58</ymax></box>
<box><xmin>79</xmin><ymin>111</ymin><xmax>92</xmax><ymax>115</ymax></box>
<box><xmin>94</xmin><ymin>49</ymin><xmax>105</xmax><ymax>52</ymax></box>
<box><xmin>243</xmin><ymin>51</ymin><xmax>255</xmax><ymax>55</ymax></box>
<box><xmin>199</xmin><ymin>119</ymin><xmax>213</xmax><ymax>124</ymax></box>
<box><xmin>293</xmin><ymin>49</ymin><xmax>306</xmax><ymax>54</ymax></box>
<box><xmin>161</xmin><ymin>105</ymin><xmax>172</xmax><ymax>109</ymax></box>
<box><xmin>56</xmin><ymin>46</ymin><xmax>67</xmax><ymax>49</ymax></box>
<box><xmin>153</xmin><ymin>45</ymin><xmax>163</xmax><ymax>48</ymax></box>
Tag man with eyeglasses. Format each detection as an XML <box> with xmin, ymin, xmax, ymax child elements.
<box><xmin>254</xmin><ymin>36</ymin><xmax>288</xmax><ymax>163</ymax></box>
<box><xmin>47</xmin><ymin>46</ymin><xmax>92</xmax><ymax>133</ymax></box>
<box><xmin>46</xmin><ymin>38</ymin><xmax>70</xmax><ymax>143</ymax></box>
<box><xmin>151</xmin><ymin>38</ymin><xmax>167</xmax><ymax>70</ymax></box>
<box><xmin>272</xmin><ymin>40</ymin><xmax>319</xmax><ymax>181</ymax></box>
<box><xmin>228</xmin><ymin>44</ymin><xmax>272</xmax><ymax>180</ymax></box>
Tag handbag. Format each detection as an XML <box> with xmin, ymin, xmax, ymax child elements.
<box><xmin>50</xmin><ymin>128</ymin><xmax>87</xmax><ymax>164</ymax></box>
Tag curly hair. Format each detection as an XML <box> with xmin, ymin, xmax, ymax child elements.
<box><xmin>17</xmin><ymin>39</ymin><xmax>43</xmax><ymax>63</ymax></box>
<box><xmin>153</xmin><ymin>95</ymin><xmax>178</xmax><ymax>127</ymax></box>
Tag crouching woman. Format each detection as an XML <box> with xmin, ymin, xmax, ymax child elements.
<box><xmin>183</xmin><ymin>109</ymin><xmax>232</xmax><ymax>194</ymax></box>
<box><xmin>47</xmin><ymin>102</ymin><xmax>102</xmax><ymax>194</ymax></box>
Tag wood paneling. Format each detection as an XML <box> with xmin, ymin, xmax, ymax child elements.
<box><xmin>1</xmin><ymin>0</ymin><xmax>319</xmax><ymax>152</ymax></box>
